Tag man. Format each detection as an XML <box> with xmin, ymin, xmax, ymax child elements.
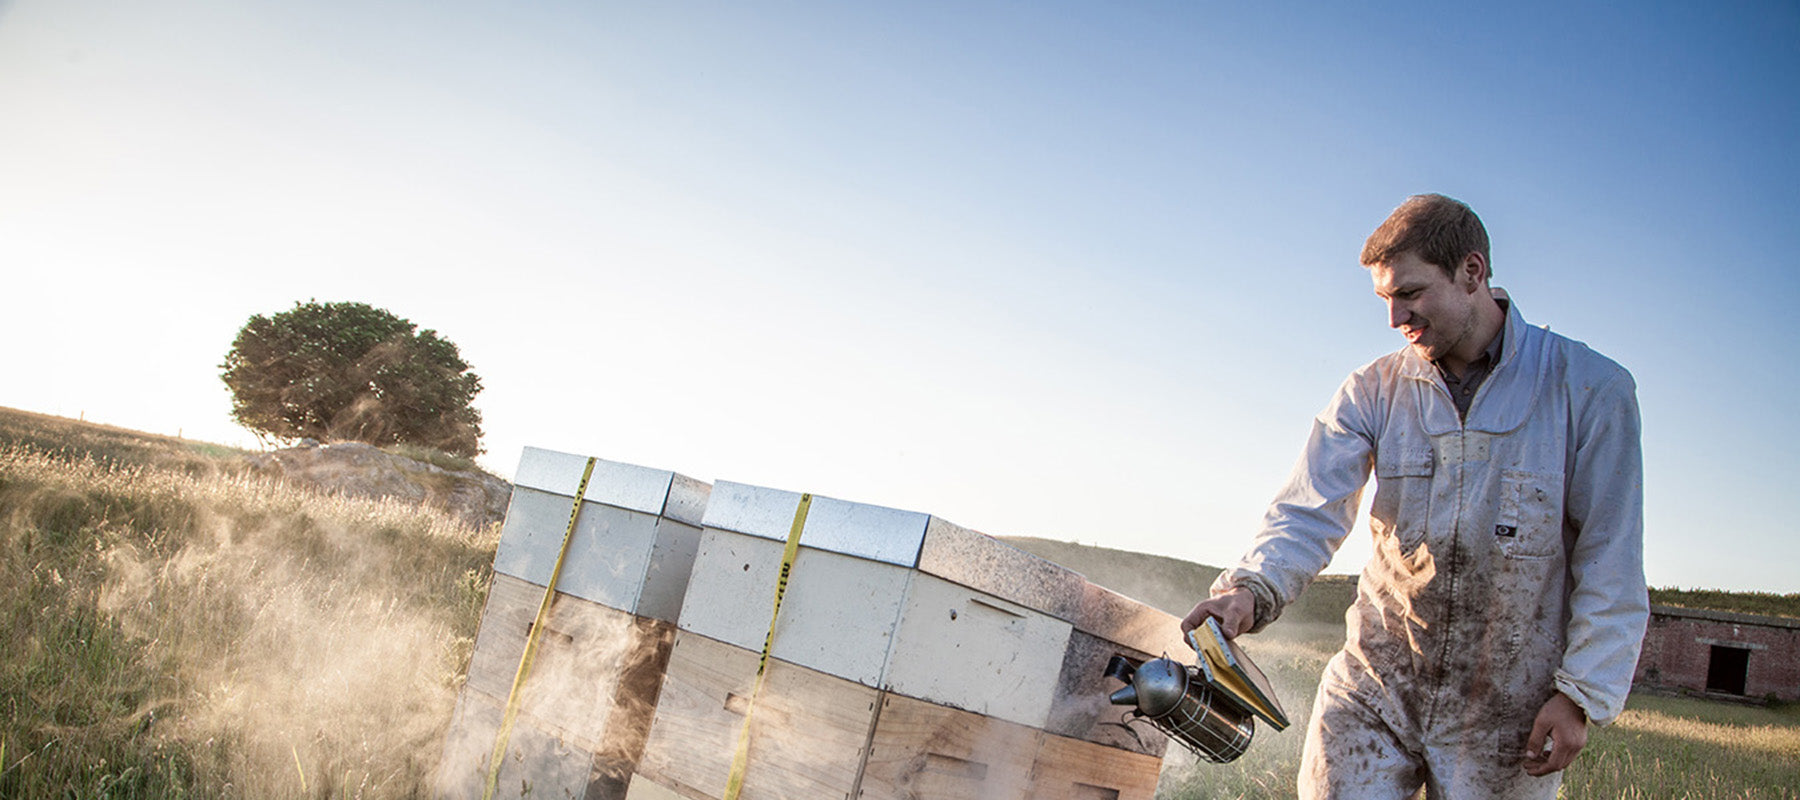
<box><xmin>1183</xmin><ymin>194</ymin><xmax>1647</xmax><ymax>798</ymax></box>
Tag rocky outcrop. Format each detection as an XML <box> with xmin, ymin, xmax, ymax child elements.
<box><xmin>247</xmin><ymin>441</ymin><xmax>511</xmax><ymax>529</ymax></box>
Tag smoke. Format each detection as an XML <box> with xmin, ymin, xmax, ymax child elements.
<box><xmin>90</xmin><ymin>466</ymin><xmax>496</xmax><ymax>797</ymax></box>
<box><xmin>432</xmin><ymin>576</ymin><xmax>672</xmax><ymax>799</ymax></box>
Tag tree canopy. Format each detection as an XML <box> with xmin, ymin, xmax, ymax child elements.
<box><xmin>220</xmin><ymin>301</ymin><xmax>485</xmax><ymax>457</ymax></box>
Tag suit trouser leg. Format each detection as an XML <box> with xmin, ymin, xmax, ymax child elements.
<box><xmin>1299</xmin><ymin>678</ymin><xmax>1427</xmax><ymax>800</ymax></box>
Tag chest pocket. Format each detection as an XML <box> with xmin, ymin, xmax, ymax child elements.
<box><xmin>1371</xmin><ymin>447</ymin><xmax>1434</xmax><ymax>553</ymax></box>
<box><xmin>1495</xmin><ymin>468</ymin><xmax>1563</xmax><ymax>559</ymax></box>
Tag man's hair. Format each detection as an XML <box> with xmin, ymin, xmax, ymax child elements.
<box><xmin>1360</xmin><ymin>194</ymin><xmax>1491</xmax><ymax>278</ymax></box>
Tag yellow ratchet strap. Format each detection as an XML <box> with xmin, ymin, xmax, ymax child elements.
<box><xmin>481</xmin><ymin>457</ymin><xmax>597</xmax><ymax>800</ymax></box>
<box><xmin>721</xmin><ymin>492</ymin><xmax>812</xmax><ymax>800</ymax></box>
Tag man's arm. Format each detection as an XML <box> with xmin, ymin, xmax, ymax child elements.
<box><xmin>1553</xmin><ymin>368</ymin><xmax>1649</xmax><ymax>729</ymax></box>
<box><xmin>1195</xmin><ymin>373</ymin><xmax>1377</xmax><ymax>637</ymax></box>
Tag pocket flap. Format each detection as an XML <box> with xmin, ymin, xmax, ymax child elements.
<box><xmin>1375</xmin><ymin>447</ymin><xmax>1434</xmax><ymax>478</ymax></box>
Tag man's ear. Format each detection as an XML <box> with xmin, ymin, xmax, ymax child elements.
<box><xmin>1460</xmin><ymin>252</ymin><xmax>1489</xmax><ymax>292</ymax></box>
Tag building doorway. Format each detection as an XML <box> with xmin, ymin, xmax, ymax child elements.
<box><xmin>1706</xmin><ymin>644</ymin><xmax>1750</xmax><ymax>695</ymax></box>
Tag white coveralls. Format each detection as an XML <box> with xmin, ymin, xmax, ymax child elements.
<box><xmin>1214</xmin><ymin>293</ymin><xmax>1647</xmax><ymax>799</ymax></box>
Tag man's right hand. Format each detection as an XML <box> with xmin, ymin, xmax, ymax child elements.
<box><xmin>1181</xmin><ymin>586</ymin><xmax>1255</xmax><ymax>639</ymax></box>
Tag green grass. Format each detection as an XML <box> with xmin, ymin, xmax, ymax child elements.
<box><xmin>1649</xmin><ymin>587</ymin><xmax>1800</xmax><ymax>620</ymax></box>
<box><xmin>0</xmin><ymin>423</ymin><xmax>497</xmax><ymax>797</ymax></box>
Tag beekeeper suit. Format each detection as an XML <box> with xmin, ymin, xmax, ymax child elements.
<box><xmin>1184</xmin><ymin>195</ymin><xmax>1647</xmax><ymax>799</ymax></box>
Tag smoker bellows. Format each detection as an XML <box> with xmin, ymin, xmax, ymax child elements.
<box><xmin>436</xmin><ymin>447</ymin><xmax>1194</xmax><ymax>799</ymax></box>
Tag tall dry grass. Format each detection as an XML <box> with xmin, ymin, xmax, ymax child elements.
<box><xmin>1560</xmin><ymin>693</ymin><xmax>1800</xmax><ymax>800</ymax></box>
<box><xmin>0</xmin><ymin>442</ymin><xmax>496</xmax><ymax>798</ymax></box>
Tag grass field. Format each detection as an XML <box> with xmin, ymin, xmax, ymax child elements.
<box><xmin>3</xmin><ymin>405</ymin><xmax>1796</xmax><ymax>798</ymax></box>
<box><xmin>1566</xmin><ymin>693</ymin><xmax>1800</xmax><ymax>799</ymax></box>
<box><xmin>0</xmin><ymin>409</ymin><xmax>496</xmax><ymax>797</ymax></box>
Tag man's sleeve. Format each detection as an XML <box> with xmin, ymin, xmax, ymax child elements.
<box><xmin>1554</xmin><ymin>369</ymin><xmax>1649</xmax><ymax>727</ymax></box>
<box><xmin>1213</xmin><ymin>373</ymin><xmax>1376</xmax><ymax>632</ymax></box>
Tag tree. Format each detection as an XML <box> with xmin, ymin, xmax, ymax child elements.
<box><xmin>220</xmin><ymin>301</ymin><xmax>485</xmax><ymax>457</ymax></box>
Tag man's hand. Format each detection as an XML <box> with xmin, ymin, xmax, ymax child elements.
<box><xmin>1181</xmin><ymin>586</ymin><xmax>1255</xmax><ymax>639</ymax></box>
<box><xmin>1522</xmin><ymin>692</ymin><xmax>1588</xmax><ymax>776</ymax></box>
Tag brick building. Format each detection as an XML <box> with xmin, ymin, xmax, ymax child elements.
<box><xmin>1633</xmin><ymin>604</ymin><xmax>1800</xmax><ymax>702</ymax></box>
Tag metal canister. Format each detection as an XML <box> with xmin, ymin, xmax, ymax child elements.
<box><xmin>1106</xmin><ymin>654</ymin><xmax>1255</xmax><ymax>763</ymax></box>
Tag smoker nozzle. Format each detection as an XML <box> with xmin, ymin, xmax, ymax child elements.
<box><xmin>1107</xmin><ymin>683</ymin><xmax>1138</xmax><ymax>708</ymax></box>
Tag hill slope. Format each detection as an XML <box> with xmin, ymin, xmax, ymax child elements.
<box><xmin>1000</xmin><ymin>536</ymin><xmax>1219</xmax><ymax>617</ymax></box>
<box><xmin>0</xmin><ymin>406</ymin><xmax>512</xmax><ymax>527</ymax></box>
<box><xmin>1002</xmin><ymin>536</ymin><xmax>1362</xmax><ymax>626</ymax></box>
<box><xmin>1002</xmin><ymin>536</ymin><xmax>1800</xmax><ymax>625</ymax></box>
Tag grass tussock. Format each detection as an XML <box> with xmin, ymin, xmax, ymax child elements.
<box><xmin>0</xmin><ymin>441</ymin><xmax>497</xmax><ymax>798</ymax></box>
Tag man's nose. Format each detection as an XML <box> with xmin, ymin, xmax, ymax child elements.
<box><xmin>1387</xmin><ymin>300</ymin><xmax>1409</xmax><ymax>328</ymax></box>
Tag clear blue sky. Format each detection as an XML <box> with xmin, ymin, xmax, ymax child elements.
<box><xmin>3</xmin><ymin>1</ymin><xmax>1796</xmax><ymax>592</ymax></box>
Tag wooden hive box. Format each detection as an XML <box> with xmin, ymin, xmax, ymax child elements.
<box><xmin>859</xmin><ymin>693</ymin><xmax>1158</xmax><ymax>800</ymax></box>
<box><xmin>438</xmin><ymin>576</ymin><xmax>680</xmax><ymax>799</ymax></box>
<box><xmin>631</xmin><ymin>632</ymin><xmax>1163</xmax><ymax>800</ymax></box>
<box><xmin>437</xmin><ymin>689</ymin><xmax>597</xmax><ymax>800</ymax></box>
<box><xmin>633</xmin><ymin>630</ymin><xmax>880</xmax><ymax>799</ymax></box>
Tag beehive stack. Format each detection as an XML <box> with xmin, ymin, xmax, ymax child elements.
<box><xmin>437</xmin><ymin>448</ymin><xmax>1192</xmax><ymax>800</ymax></box>
<box><xmin>629</xmin><ymin>481</ymin><xmax>1190</xmax><ymax>800</ymax></box>
<box><xmin>435</xmin><ymin>448</ymin><xmax>711</xmax><ymax>800</ymax></box>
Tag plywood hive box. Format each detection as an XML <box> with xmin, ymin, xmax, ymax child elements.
<box><xmin>439</xmin><ymin>450</ymin><xmax>1191</xmax><ymax>800</ymax></box>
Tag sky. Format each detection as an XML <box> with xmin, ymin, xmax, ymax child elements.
<box><xmin>2</xmin><ymin>1</ymin><xmax>1796</xmax><ymax>593</ymax></box>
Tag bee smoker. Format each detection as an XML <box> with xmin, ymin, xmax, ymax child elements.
<box><xmin>1104</xmin><ymin>653</ymin><xmax>1255</xmax><ymax>763</ymax></box>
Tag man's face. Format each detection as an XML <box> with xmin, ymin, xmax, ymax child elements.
<box><xmin>1369</xmin><ymin>251</ymin><xmax>1484</xmax><ymax>364</ymax></box>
